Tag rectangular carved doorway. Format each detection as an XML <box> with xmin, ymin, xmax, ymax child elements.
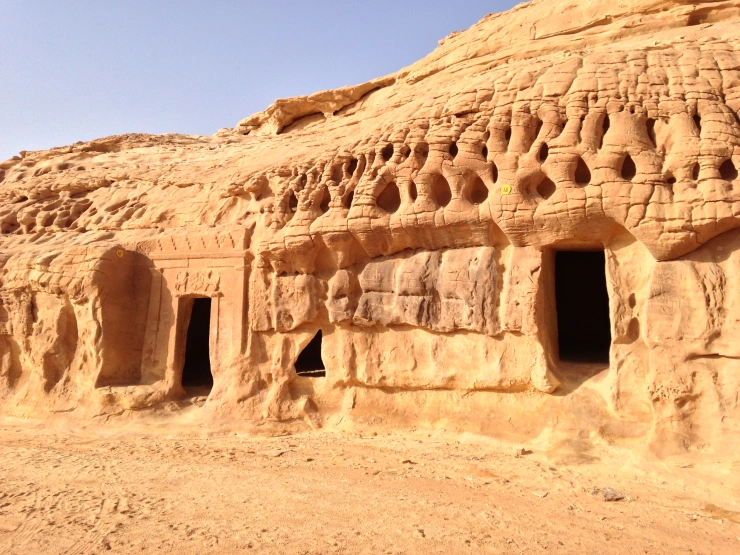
<box><xmin>181</xmin><ymin>297</ymin><xmax>214</xmax><ymax>390</ymax></box>
<box><xmin>555</xmin><ymin>251</ymin><xmax>611</xmax><ymax>363</ymax></box>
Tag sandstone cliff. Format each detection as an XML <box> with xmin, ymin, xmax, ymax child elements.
<box><xmin>1</xmin><ymin>0</ymin><xmax>740</xmax><ymax>457</ymax></box>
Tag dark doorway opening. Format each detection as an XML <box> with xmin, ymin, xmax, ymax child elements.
<box><xmin>295</xmin><ymin>330</ymin><xmax>326</xmax><ymax>377</ymax></box>
<box><xmin>555</xmin><ymin>251</ymin><xmax>611</xmax><ymax>363</ymax></box>
<box><xmin>181</xmin><ymin>298</ymin><xmax>213</xmax><ymax>388</ymax></box>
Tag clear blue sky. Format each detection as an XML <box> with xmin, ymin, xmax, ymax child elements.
<box><xmin>0</xmin><ymin>1</ymin><xmax>522</xmax><ymax>162</ymax></box>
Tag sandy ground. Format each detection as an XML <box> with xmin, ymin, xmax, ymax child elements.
<box><xmin>1</xmin><ymin>419</ymin><xmax>739</xmax><ymax>554</ymax></box>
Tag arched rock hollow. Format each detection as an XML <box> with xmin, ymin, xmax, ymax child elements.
<box><xmin>2</xmin><ymin>0</ymin><xmax>740</xmax><ymax>457</ymax></box>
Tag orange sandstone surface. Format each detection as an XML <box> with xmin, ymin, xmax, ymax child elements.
<box><xmin>0</xmin><ymin>0</ymin><xmax>740</xmax><ymax>554</ymax></box>
<box><xmin>2</xmin><ymin>2</ymin><xmax>740</xmax><ymax>550</ymax></box>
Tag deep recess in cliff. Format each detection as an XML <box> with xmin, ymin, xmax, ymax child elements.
<box><xmin>1</xmin><ymin>0</ymin><xmax>740</xmax><ymax>457</ymax></box>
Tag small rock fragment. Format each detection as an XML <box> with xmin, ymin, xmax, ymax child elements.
<box><xmin>532</xmin><ymin>490</ymin><xmax>549</xmax><ymax>498</ymax></box>
<box><xmin>593</xmin><ymin>487</ymin><xmax>625</xmax><ymax>502</ymax></box>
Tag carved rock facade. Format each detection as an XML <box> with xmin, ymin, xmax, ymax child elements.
<box><xmin>2</xmin><ymin>0</ymin><xmax>740</xmax><ymax>456</ymax></box>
